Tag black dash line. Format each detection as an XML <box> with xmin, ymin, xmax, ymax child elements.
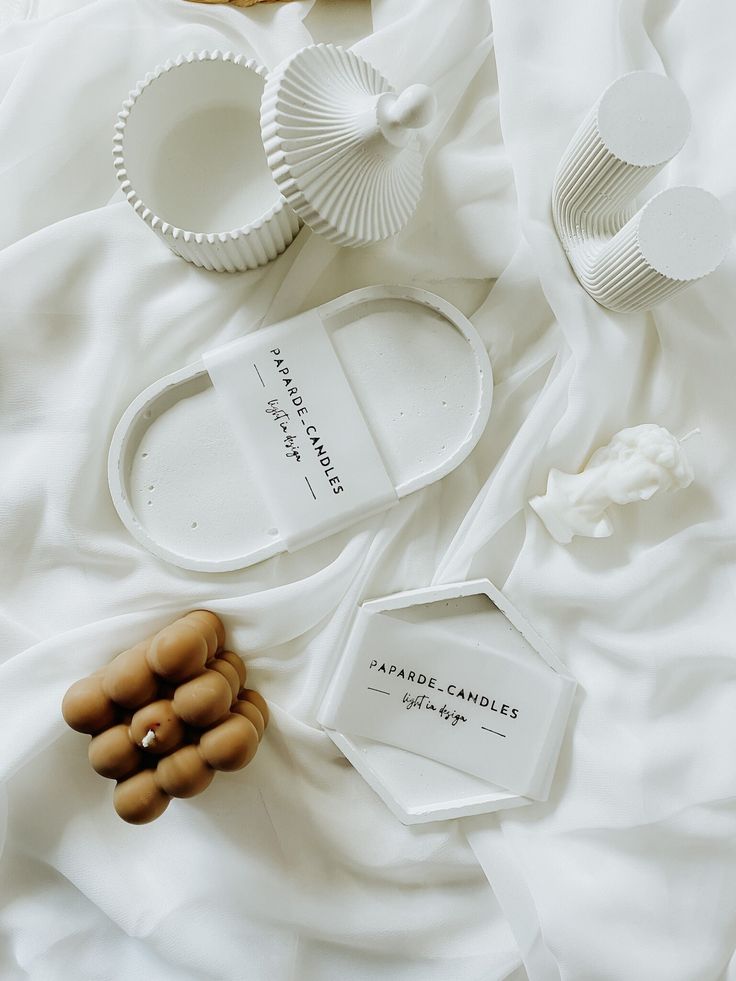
<box><xmin>305</xmin><ymin>476</ymin><xmax>317</xmax><ymax>500</ymax></box>
<box><xmin>367</xmin><ymin>687</ymin><xmax>391</xmax><ymax>696</ymax></box>
<box><xmin>253</xmin><ymin>363</ymin><xmax>265</xmax><ymax>387</ymax></box>
<box><xmin>436</xmin><ymin>688</ymin><xmax>444</xmax><ymax>692</ymax></box>
<box><xmin>481</xmin><ymin>726</ymin><xmax>507</xmax><ymax>738</ymax></box>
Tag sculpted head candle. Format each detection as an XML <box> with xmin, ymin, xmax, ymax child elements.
<box><xmin>530</xmin><ymin>423</ymin><xmax>695</xmax><ymax>544</ymax></box>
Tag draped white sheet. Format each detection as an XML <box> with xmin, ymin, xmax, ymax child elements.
<box><xmin>0</xmin><ymin>0</ymin><xmax>734</xmax><ymax>978</ymax></box>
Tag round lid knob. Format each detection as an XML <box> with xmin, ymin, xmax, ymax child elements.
<box><xmin>377</xmin><ymin>85</ymin><xmax>437</xmax><ymax>146</ymax></box>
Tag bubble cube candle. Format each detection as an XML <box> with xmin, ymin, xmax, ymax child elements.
<box><xmin>62</xmin><ymin>611</ymin><xmax>268</xmax><ymax>824</ymax></box>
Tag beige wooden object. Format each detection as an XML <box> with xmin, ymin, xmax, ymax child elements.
<box><xmin>185</xmin><ymin>0</ymin><xmax>296</xmax><ymax>7</ymax></box>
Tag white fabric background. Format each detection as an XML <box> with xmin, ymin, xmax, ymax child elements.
<box><xmin>0</xmin><ymin>0</ymin><xmax>733</xmax><ymax>979</ymax></box>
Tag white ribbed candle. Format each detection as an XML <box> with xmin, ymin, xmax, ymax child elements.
<box><xmin>552</xmin><ymin>72</ymin><xmax>729</xmax><ymax>311</ymax></box>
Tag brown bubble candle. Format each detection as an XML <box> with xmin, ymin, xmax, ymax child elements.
<box><xmin>62</xmin><ymin>611</ymin><xmax>268</xmax><ymax>824</ymax></box>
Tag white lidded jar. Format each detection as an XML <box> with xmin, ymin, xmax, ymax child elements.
<box><xmin>113</xmin><ymin>45</ymin><xmax>436</xmax><ymax>272</ymax></box>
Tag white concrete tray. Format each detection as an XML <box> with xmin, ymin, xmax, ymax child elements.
<box><xmin>320</xmin><ymin>579</ymin><xmax>576</xmax><ymax>825</ymax></box>
<box><xmin>108</xmin><ymin>286</ymin><xmax>492</xmax><ymax>572</ymax></box>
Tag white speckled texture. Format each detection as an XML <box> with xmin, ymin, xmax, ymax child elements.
<box><xmin>109</xmin><ymin>287</ymin><xmax>492</xmax><ymax>572</ymax></box>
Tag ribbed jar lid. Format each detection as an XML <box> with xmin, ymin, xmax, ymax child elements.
<box><xmin>260</xmin><ymin>44</ymin><xmax>436</xmax><ymax>248</ymax></box>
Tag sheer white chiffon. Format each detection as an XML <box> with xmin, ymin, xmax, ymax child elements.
<box><xmin>0</xmin><ymin>0</ymin><xmax>733</xmax><ymax>978</ymax></box>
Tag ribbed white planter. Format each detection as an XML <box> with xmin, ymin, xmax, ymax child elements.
<box><xmin>552</xmin><ymin>72</ymin><xmax>729</xmax><ymax>312</ymax></box>
<box><xmin>113</xmin><ymin>51</ymin><xmax>301</xmax><ymax>273</ymax></box>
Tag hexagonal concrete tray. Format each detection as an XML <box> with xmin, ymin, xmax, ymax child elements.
<box><xmin>319</xmin><ymin>579</ymin><xmax>575</xmax><ymax>825</ymax></box>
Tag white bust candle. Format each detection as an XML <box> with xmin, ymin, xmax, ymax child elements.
<box><xmin>530</xmin><ymin>424</ymin><xmax>695</xmax><ymax>544</ymax></box>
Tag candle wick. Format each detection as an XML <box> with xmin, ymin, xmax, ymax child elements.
<box><xmin>141</xmin><ymin>729</ymin><xmax>157</xmax><ymax>749</ymax></box>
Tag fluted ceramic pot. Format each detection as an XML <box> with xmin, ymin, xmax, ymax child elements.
<box><xmin>113</xmin><ymin>51</ymin><xmax>301</xmax><ymax>273</ymax></box>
